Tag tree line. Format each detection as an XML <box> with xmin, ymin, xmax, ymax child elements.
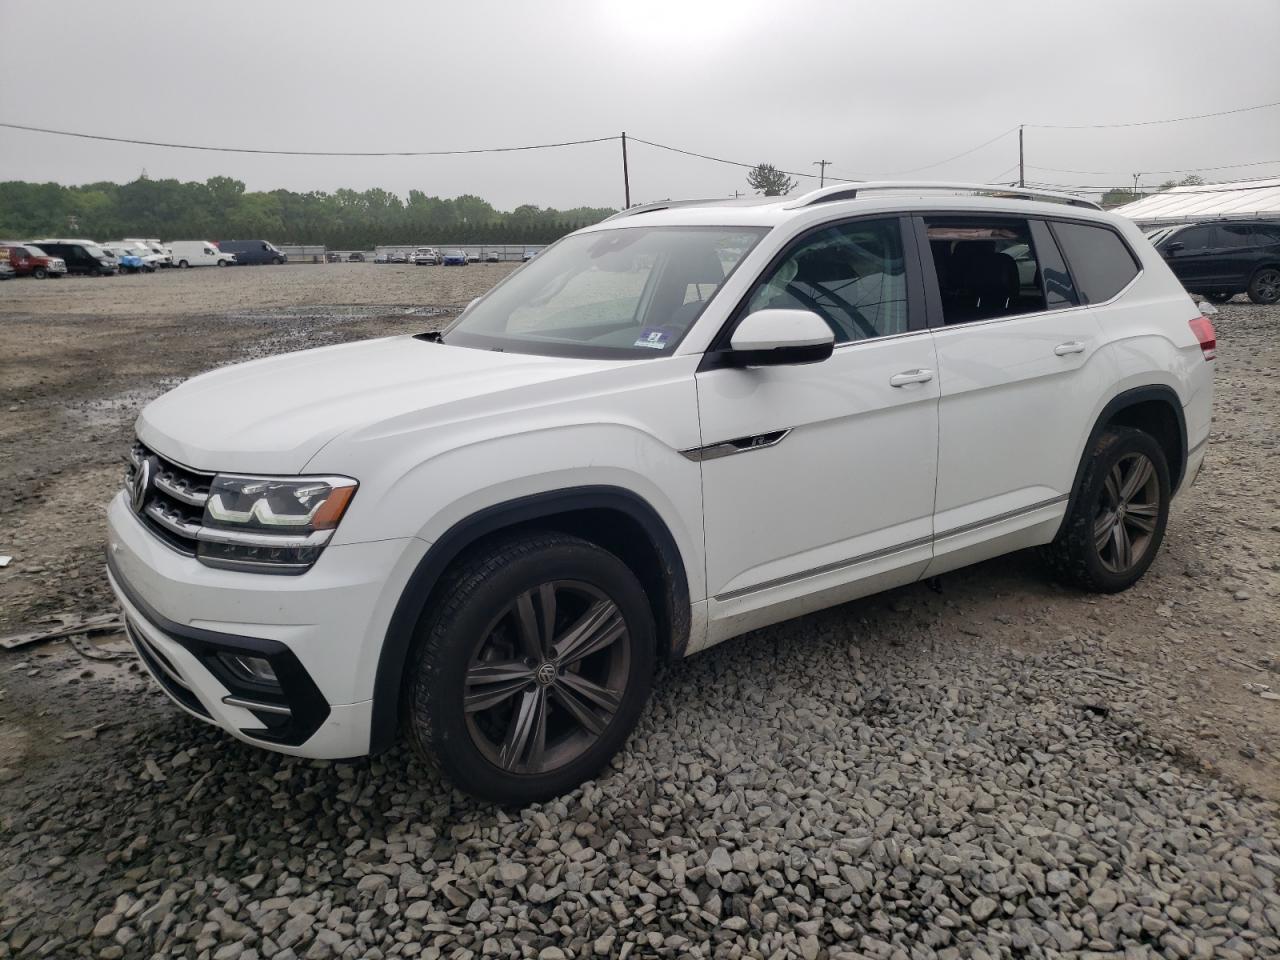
<box><xmin>0</xmin><ymin>176</ymin><xmax>618</xmax><ymax>247</ymax></box>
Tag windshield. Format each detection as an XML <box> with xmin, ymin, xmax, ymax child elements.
<box><xmin>444</xmin><ymin>225</ymin><xmax>768</xmax><ymax>358</ymax></box>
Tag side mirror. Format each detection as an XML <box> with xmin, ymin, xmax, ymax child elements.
<box><xmin>1165</xmin><ymin>241</ymin><xmax>1184</xmax><ymax>254</ymax></box>
<box><xmin>725</xmin><ymin>309</ymin><xmax>834</xmax><ymax>367</ymax></box>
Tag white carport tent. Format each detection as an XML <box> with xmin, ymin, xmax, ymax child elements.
<box><xmin>1115</xmin><ymin>177</ymin><xmax>1280</xmax><ymax>227</ymax></box>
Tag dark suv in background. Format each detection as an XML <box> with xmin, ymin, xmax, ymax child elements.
<box><xmin>1149</xmin><ymin>220</ymin><xmax>1280</xmax><ymax>304</ymax></box>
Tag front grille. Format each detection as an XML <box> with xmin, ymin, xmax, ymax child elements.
<box><xmin>125</xmin><ymin>442</ymin><xmax>213</xmax><ymax>555</ymax></box>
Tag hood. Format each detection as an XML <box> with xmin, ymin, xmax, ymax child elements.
<box><xmin>137</xmin><ymin>336</ymin><xmax>616</xmax><ymax>474</ymax></box>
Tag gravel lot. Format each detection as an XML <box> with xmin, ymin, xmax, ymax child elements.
<box><xmin>1</xmin><ymin>266</ymin><xmax>1278</xmax><ymax>959</ymax></box>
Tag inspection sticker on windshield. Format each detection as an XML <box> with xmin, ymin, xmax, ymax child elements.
<box><xmin>634</xmin><ymin>328</ymin><xmax>669</xmax><ymax>350</ymax></box>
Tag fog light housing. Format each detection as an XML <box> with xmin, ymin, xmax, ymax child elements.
<box><xmin>219</xmin><ymin>653</ymin><xmax>278</xmax><ymax>686</ymax></box>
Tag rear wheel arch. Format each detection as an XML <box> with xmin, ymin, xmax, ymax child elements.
<box><xmin>369</xmin><ymin>486</ymin><xmax>690</xmax><ymax>754</ymax></box>
<box><xmin>1066</xmin><ymin>386</ymin><xmax>1187</xmax><ymax>519</ymax></box>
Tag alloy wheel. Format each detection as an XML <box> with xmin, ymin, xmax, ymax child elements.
<box><xmin>463</xmin><ymin>581</ymin><xmax>631</xmax><ymax>775</ymax></box>
<box><xmin>1093</xmin><ymin>452</ymin><xmax>1160</xmax><ymax>573</ymax></box>
<box><xmin>1253</xmin><ymin>268</ymin><xmax>1280</xmax><ymax>304</ymax></box>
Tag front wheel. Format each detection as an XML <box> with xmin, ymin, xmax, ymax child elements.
<box><xmin>1042</xmin><ymin>427</ymin><xmax>1170</xmax><ymax>593</ymax></box>
<box><xmin>405</xmin><ymin>533</ymin><xmax>655</xmax><ymax>804</ymax></box>
<box><xmin>32</xmin><ymin>268</ymin><xmax>47</xmax><ymax>279</ymax></box>
<box><xmin>178</xmin><ymin>260</ymin><xmax>189</xmax><ymax>268</ymax></box>
<box><xmin>1247</xmin><ymin>266</ymin><xmax>1280</xmax><ymax>304</ymax></box>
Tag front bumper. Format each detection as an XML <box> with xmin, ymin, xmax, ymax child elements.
<box><xmin>105</xmin><ymin>493</ymin><xmax>427</xmax><ymax>758</ymax></box>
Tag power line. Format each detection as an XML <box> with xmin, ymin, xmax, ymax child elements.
<box><xmin>626</xmin><ymin>136</ymin><xmax>864</xmax><ymax>182</ymax></box>
<box><xmin>0</xmin><ymin>121</ymin><xmax>620</xmax><ymax>157</ymax></box>
<box><xmin>1028</xmin><ymin>158</ymin><xmax>1280</xmax><ymax>176</ymax></box>
<box><xmin>1025</xmin><ymin>98</ymin><xmax>1280</xmax><ymax>130</ymax></box>
<box><xmin>880</xmin><ymin>128</ymin><xmax>1020</xmax><ymax>175</ymax></box>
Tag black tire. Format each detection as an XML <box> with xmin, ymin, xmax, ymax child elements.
<box><xmin>32</xmin><ymin>268</ymin><xmax>47</xmax><ymax>279</ymax></box>
<box><xmin>178</xmin><ymin>260</ymin><xmax>189</xmax><ymax>268</ymax></box>
<box><xmin>1205</xmin><ymin>291</ymin><xmax>1234</xmax><ymax>304</ymax></box>
<box><xmin>1042</xmin><ymin>427</ymin><xmax>1170</xmax><ymax>593</ymax></box>
<box><xmin>216</xmin><ymin>260</ymin><xmax>229</xmax><ymax>267</ymax></box>
<box><xmin>1247</xmin><ymin>266</ymin><xmax>1280</xmax><ymax>305</ymax></box>
<box><xmin>273</xmin><ymin>257</ymin><xmax>284</xmax><ymax>265</ymax></box>
<box><xmin>405</xmin><ymin>532</ymin><xmax>655</xmax><ymax>804</ymax></box>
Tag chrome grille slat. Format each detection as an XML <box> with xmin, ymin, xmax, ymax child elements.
<box><xmin>126</xmin><ymin>442</ymin><xmax>209</xmax><ymax>555</ymax></box>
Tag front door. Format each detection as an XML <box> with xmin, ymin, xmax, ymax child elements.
<box><xmin>694</xmin><ymin>215</ymin><xmax>939</xmax><ymax>646</ymax></box>
<box><xmin>1161</xmin><ymin>224</ymin><xmax>1218</xmax><ymax>289</ymax></box>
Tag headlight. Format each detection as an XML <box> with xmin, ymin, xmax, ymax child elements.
<box><xmin>197</xmin><ymin>474</ymin><xmax>357</xmax><ymax>572</ymax></box>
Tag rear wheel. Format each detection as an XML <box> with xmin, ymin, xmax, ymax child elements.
<box><xmin>1041</xmin><ymin>427</ymin><xmax>1170</xmax><ymax>593</ymax></box>
<box><xmin>1247</xmin><ymin>266</ymin><xmax>1280</xmax><ymax>304</ymax></box>
<box><xmin>32</xmin><ymin>268</ymin><xmax>47</xmax><ymax>279</ymax></box>
<box><xmin>405</xmin><ymin>533</ymin><xmax>655</xmax><ymax>804</ymax></box>
<box><xmin>178</xmin><ymin>260</ymin><xmax>189</xmax><ymax>268</ymax></box>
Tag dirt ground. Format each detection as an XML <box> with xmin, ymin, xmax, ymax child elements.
<box><xmin>0</xmin><ymin>263</ymin><xmax>1277</xmax><ymax>804</ymax></box>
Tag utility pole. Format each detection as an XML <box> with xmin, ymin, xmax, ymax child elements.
<box><xmin>1018</xmin><ymin>125</ymin><xmax>1025</xmax><ymax>188</ymax></box>
<box><xmin>813</xmin><ymin>159</ymin><xmax>831</xmax><ymax>188</ymax></box>
<box><xmin>621</xmin><ymin>132</ymin><xmax>631</xmax><ymax>209</ymax></box>
<box><xmin>1131</xmin><ymin>172</ymin><xmax>1142</xmax><ymax>198</ymax></box>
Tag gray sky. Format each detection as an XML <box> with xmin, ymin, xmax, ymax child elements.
<box><xmin>2</xmin><ymin>0</ymin><xmax>1278</xmax><ymax>210</ymax></box>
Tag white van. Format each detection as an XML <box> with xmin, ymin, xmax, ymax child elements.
<box><xmin>169</xmin><ymin>241</ymin><xmax>235</xmax><ymax>268</ymax></box>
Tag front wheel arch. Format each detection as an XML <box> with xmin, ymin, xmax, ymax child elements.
<box><xmin>369</xmin><ymin>486</ymin><xmax>690</xmax><ymax>754</ymax></box>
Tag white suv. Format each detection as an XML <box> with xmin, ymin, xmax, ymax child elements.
<box><xmin>106</xmin><ymin>183</ymin><xmax>1215</xmax><ymax>803</ymax></box>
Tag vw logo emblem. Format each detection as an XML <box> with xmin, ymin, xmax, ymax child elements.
<box><xmin>535</xmin><ymin>661</ymin><xmax>557</xmax><ymax>686</ymax></box>
<box><xmin>131</xmin><ymin>457</ymin><xmax>153</xmax><ymax>514</ymax></box>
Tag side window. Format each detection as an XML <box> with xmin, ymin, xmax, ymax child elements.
<box><xmin>1218</xmin><ymin>224</ymin><xmax>1255</xmax><ymax>248</ymax></box>
<box><xmin>1051</xmin><ymin>221</ymin><xmax>1141</xmax><ymax>304</ymax></box>
<box><xmin>924</xmin><ymin>217</ymin><xmax>1045</xmax><ymax>324</ymax></box>
<box><xmin>744</xmin><ymin>217</ymin><xmax>908</xmax><ymax>343</ymax></box>
<box><xmin>204</xmin><ymin>247</ymin><xmax>215</xmax><ymax>255</ymax></box>
<box><xmin>1169</xmin><ymin>226</ymin><xmax>1212</xmax><ymax>252</ymax></box>
<box><xmin>1252</xmin><ymin>225</ymin><xmax>1280</xmax><ymax>246</ymax></box>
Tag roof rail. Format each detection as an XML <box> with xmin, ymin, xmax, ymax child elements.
<box><xmin>784</xmin><ymin>181</ymin><xmax>1102</xmax><ymax>211</ymax></box>
<box><xmin>604</xmin><ymin>198</ymin><xmax>729</xmax><ymax>221</ymax></box>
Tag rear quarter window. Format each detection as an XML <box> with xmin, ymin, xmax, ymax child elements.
<box><xmin>1051</xmin><ymin>221</ymin><xmax>1141</xmax><ymax>304</ymax></box>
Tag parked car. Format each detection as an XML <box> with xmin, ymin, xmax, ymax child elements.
<box><xmin>412</xmin><ymin>247</ymin><xmax>441</xmax><ymax>265</ymax></box>
<box><xmin>465</xmin><ymin>252</ymin><xmax>479</xmax><ymax>264</ymax></box>
<box><xmin>125</xmin><ymin>238</ymin><xmax>173</xmax><ymax>267</ymax></box>
<box><xmin>0</xmin><ymin>260</ymin><xmax>14</xmax><ymax>281</ymax></box>
<box><xmin>169</xmin><ymin>241</ymin><xmax>235</xmax><ymax>268</ymax></box>
<box><xmin>521</xmin><ymin>248</ymin><xmax>538</xmax><ymax>262</ymax></box>
<box><xmin>102</xmin><ymin>246</ymin><xmax>151</xmax><ymax>274</ymax></box>
<box><xmin>215</xmin><ymin>240</ymin><xmax>287</xmax><ymax>266</ymax></box>
<box><xmin>1149</xmin><ymin>220</ymin><xmax>1280</xmax><ymax>304</ymax></box>
<box><xmin>373</xmin><ymin>253</ymin><xmax>390</xmax><ymax>264</ymax></box>
<box><xmin>0</xmin><ymin>243</ymin><xmax>67</xmax><ymax>278</ymax></box>
<box><xmin>112</xmin><ymin>241</ymin><xmax>164</xmax><ymax>270</ymax></box>
<box><xmin>441</xmin><ymin>249</ymin><xmax>468</xmax><ymax>266</ymax></box>
<box><xmin>347</xmin><ymin>252</ymin><xmax>366</xmax><ymax>263</ymax></box>
<box><xmin>325</xmin><ymin>252</ymin><xmax>342</xmax><ymax>263</ymax></box>
<box><xmin>485</xmin><ymin>250</ymin><xmax>502</xmax><ymax>263</ymax></box>
<box><xmin>107</xmin><ymin>183</ymin><xmax>1213</xmax><ymax>804</ymax></box>
<box><xmin>30</xmin><ymin>240</ymin><xmax>116</xmax><ymax>275</ymax></box>
<box><xmin>389</xmin><ymin>251</ymin><xmax>409</xmax><ymax>264</ymax></box>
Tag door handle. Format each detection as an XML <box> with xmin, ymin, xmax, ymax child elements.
<box><xmin>889</xmin><ymin>369</ymin><xmax>934</xmax><ymax>387</ymax></box>
<box><xmin>1054</xmin><ymin>341</ymin><xmax>1086</xmax><ymax>356</ymax></box>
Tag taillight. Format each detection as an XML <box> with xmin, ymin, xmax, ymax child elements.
<box><xmin>1189</xmin><ymin>316</ymin><xmax>1216</xmax><ymax>361</ymax></box>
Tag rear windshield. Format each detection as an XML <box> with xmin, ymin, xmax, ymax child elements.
<box><xmin>444</xmin><ymin>226</ymin><xmax>768</xmax><ymax>359</ymax></box>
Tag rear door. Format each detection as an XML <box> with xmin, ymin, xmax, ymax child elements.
<box><xmin>918</xmin><ymin>213</ymin><xmax>1117</xmax><ymax>576</ymax></box>
<box><xmin>1214</xmin><ymin>224</ymin><xmax>1258</xmax><ymax>288</ymax></box>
